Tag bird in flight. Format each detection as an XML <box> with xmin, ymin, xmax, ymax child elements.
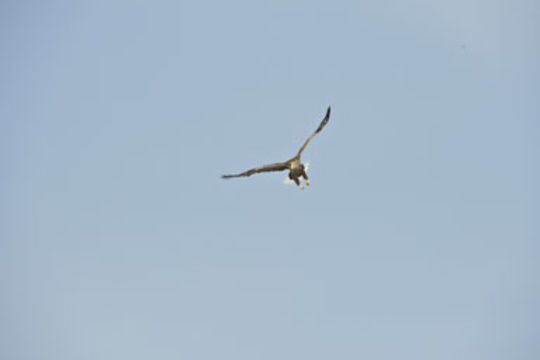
<box><xmin>222</xmin><ymin>106</ymin><xmax>331</xmax><ymax>190</ymax></box>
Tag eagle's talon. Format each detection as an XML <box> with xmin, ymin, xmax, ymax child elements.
<box><xmin>306</xmin><ymin>180</ymin><xmax>311</xmax><ymax>186</ymax></box>
<box><xmin>299</xmin><ymin>184</ymin><xmax>304</xmax><ymax>190</ymax></box>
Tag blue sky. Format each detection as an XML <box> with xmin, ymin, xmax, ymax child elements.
<box><xmin>1</xmin><ymin>1</ymin><xmax>539</xmax><ymax>359</ymax></box>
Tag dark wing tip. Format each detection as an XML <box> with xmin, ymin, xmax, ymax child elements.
<box><xmin>326</xmin><ymin>106</ymin><xmax>331</xmax><ymax>118</ymax></box>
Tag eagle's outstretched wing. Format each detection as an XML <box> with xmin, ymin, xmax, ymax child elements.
<box><xmin>221</xmin><ymin>161</ymin><xmax>289</xmax><ymax>179</ymax></box>
<box><xmin>295</xmin><ymin>106</ymin><xmax>331</xmax><ymax>158</ymax></box>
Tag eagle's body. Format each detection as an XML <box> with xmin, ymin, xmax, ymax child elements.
<box><xmin>286</xmin><ymin>159</ymin><xmax>308</xmax><ymax>185</ymax></box>
<box><xmin>222</xmin><ymin>107</ymin><xmax>331</xmax><ymax>189</ymax></box>
<box><xmin>288</xmin><ymin>159</ymin><xmax>304</xmax><ymax>177</ymax></box>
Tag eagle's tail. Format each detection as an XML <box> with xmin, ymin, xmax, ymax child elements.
<box><xmin>283</xmin><ymin>176</ymin><xmax>296</xmax><ymax>186</ymax></box>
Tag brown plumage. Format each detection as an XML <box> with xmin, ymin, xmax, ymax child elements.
<box><xmin>222</xmin><ymin>106</ymin><xmax>331</xmax><ymax>189</ymax></box>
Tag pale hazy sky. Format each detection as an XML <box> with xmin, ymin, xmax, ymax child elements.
<box><xmin>1</xmin><ymin>1</ymin><xmax>539</xmax><ymax>359</ymax></box>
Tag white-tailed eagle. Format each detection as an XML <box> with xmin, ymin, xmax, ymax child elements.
<box><xmin>222</xmin><ymin>106</ymin><xmax>331</xmax><ymax>189</ymax></box>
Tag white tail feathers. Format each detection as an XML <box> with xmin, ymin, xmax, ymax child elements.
<box><xmin>283</xmin><ymin>176</ymin><xmax>296</xmax><ymax>185</ymax></box>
